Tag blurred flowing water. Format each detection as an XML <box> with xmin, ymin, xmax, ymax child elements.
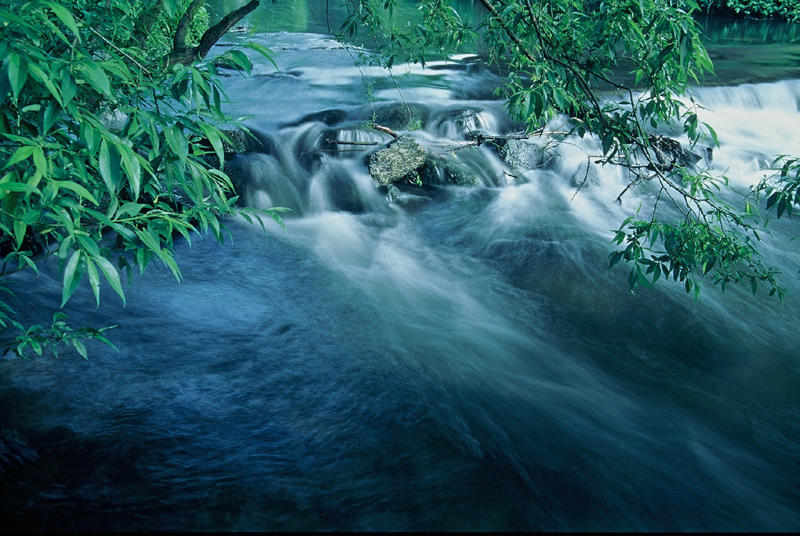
<box><xmin>2</xmin><ymin>19</ymin><xmax>800</xmax><ymax>532</ymax></box>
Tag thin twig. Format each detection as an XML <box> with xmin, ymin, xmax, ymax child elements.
<box><xmin>571</xmin><ymin>155</ymin><xmax>592</xmax><ymax>201</ymax></box>
<box><xmin>325</xmin><ymin>139</ymin><xmax>379</xmax><ymax>146</ymax></box>
<box><xmin>88</xmin><ymin>27</ymin><xmax>151</xmax><ymax>75</ymax></box>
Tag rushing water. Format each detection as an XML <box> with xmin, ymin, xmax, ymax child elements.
<box><xmin>2</xmin><ymin>15</ymin><xmax>800</xmax><ymax>532</ymax></box>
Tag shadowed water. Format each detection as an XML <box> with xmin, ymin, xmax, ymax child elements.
<box><xmin>1</xmin><ymin>28</ymin><xmax>799</xmax><ymax>531</ymax></box>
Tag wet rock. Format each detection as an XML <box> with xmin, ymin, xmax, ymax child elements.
<box><xmin>284</xmin><ymin>108</ymin><xmax>350</xmax><ymax>127</ymax></box>
<box><xmin>220</xmin><ymin>128</ymin><xmax>249</xmax><ymax>154</ymax></box>
<box><xmin>217</xmin><ymin>127</ymin><xmax>273</xmax><ymax>155</ymax></box>
<box><xmin>386</xmin><ymin>187</ymin><xmax>432</xmax><ymax>211</ymax></box>
<box><xmin>385</xmin><ymin>184</ymin><xmax>401</xmax><ymax>204</ymax></box>
<box><xmin>365</xmin><ymin>102</ymin><xmax>430</xmax><ymax>130</ymax></box>
<box><xmin>568</xmin><ymin>161</ymin><xmax>600</xmax><ymax>189</ymax></box>
<box><xmin>429</xmin><ymin>107</ymin><xmax>499</xmax><ymax>139</ymax></box>
<box><xmin>202</xmin><ymin>127</ymin><xmax>268</xmax><ymax>171</ymax></box>
<box><xmin>648</xmin><ymin>135</ymin><xmax>703</xmax><ymax>169</ymax></box>
<box><xmin>325</xmin><ymin>168</ymin><xmax>368</xmax><ymax>213</ymax></box>
<box><xmin>498</xmin><ymin>138</ymin><xmax>554</xmax><ymax>170</ymax></box>
<box><xmin>418</xmin><ymin>157</ymin><xmax>480</xmax><ymax>186</ymax></box>
<box><xmin>367</xmin><ymin>135</ymin><xmax>428</xmax><ymax>186</ymax></box>
<box><xmin>99</xmin><ymin>107</ymin><xmax>128</xmax><ymax>132</ymax></box>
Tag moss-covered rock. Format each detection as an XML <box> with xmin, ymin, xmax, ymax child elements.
<box><xmin>367</xmin><ymin>135</ymin><xmax>428</xmax><ymax>186</ymax></box>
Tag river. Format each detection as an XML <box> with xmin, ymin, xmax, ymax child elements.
<box><xmin>1</xmin><ymin>4</ymin><xmax>799</xmax><ymax>531</ymax></box>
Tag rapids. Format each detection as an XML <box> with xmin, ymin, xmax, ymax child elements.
<box><xmin>1</xmin><ymin>27</ymin><xmax>799</xmax><ymax>531</ymax></box>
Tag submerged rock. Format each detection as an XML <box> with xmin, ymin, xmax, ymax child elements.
<box><xmin>383</xmin><ymin>185</ymin><xmax>432</xmax><ymax>211</ymax></box>
<box><xmin>321</xmin><ymin>127</ymin><xmax>386</xmax><ymax>157</ymax></box>
<box><xmin>385</xmin><ymin>184</ymin><xmax>401</xmax><ymax>203</ymax></box>
<box><xmin>429</xmin><ymin>107</ymin><xmax>497</xmax><ymax>139</ymax></box>
<box><xmin>368</xmin><ymin>135</ymin><xmax>428</xmax><ymax>186</ymax></box>
<box><xmin>418</xmin><ymin>157</ymin><xmax>480</xmax><ymax>186</ymax></box>
<box><xmin>284</xmin><ymin>108</ymin><xmax>350</xmax><ymax>127</ymax></box>
<box><xmin>0</xmin><ymin>431</ymin><xmax>37</xmax><ymax>473</ymax></box>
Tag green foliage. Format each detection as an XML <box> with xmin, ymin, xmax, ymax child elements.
<box><xmin>700</xmin><ymin>0</ymin><xmax>800</xmax><ymax>22</ymax></box>
<box><xmin>757</xmin><ymin>156</ymin><xmax>800</xmax><ymax>220</ymax></box>
<box><xmin>345</xmin><ymin>0</ymin><xmax>797</xmax><ymax>299</ymax></box>
<box><xmin>0</xmin><ymin>0</ymin><xmax>281</xmax><ymax>358</ymax></box>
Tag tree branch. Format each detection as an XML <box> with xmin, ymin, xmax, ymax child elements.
<box><xmin>169</xmin><ymin>0</ymin><xmax>260</xmax><ymax>65</ymax></box>
<box><xmin>372</xmin><ymin>124</ymin><xmax>399</xmax><ymax>138</ymax></box>
<box><xmin>173</xmin><ymin>0</ymin><xmax>206</xmax><ymax>51</ymax></box>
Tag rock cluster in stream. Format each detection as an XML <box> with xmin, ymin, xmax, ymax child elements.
<box><xmin>365</xmin><ymin>133</ymin><xmax>481</xmax><ymax>188</ymax></box>
<box><xmin>365</xmin><ymin>132</ymin><xmax>480</xmax><ymax>188</ymax></box>
<box><xmin>214</xmin><ymin>102</ymin><xmax>712</xmax><ymax>214</ymax></box>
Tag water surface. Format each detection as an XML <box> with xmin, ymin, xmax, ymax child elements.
<box><xmin>2</xmin><ymin>11</ymin><xmax>800</xmax><ymax>533</ymax></box>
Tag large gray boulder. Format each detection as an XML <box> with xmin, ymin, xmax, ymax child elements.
<box><xmin>368</xmin><ymin>135</ymin><xmax>428</xmax><ymax>186</ymax></box>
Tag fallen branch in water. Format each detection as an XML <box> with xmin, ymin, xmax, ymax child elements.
<box><xmin>373</xmin><ymin>124</ymin><xmax>399</xmax><ymax>138</ymax></box>
<box><xmin>325</xmin><ymin>139</ymin><xmax>379</xmax><ymax>146</ymax></box>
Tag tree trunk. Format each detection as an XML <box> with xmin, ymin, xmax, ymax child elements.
<box><xmin>168</xmin><ymin>0</ymin><xmax>260</xmax><ymax>66</ymax></box>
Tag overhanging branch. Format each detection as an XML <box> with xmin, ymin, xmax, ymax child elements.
<box><xmin>169</xmin><ymin>0</ymin><xmax>260</xmax><ymax>65</ymax></box>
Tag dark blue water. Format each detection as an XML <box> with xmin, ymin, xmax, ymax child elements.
<box><xmin>2</xmin><ymin>25</ymin><xmax>800</xmax><ymax>532</ymax></box>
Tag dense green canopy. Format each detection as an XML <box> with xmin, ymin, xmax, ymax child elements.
<box><xmin>0</xmin><ymin>0</ymin><xmax>278</xmax><ymax>357</ymax></box>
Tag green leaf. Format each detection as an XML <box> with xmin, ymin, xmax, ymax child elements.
<box><xmin>136</xmin><ymin>227</ymin><xmax>161</xmax><ymax>254</ymax></box>
<box><xmin>244</xmin><ymin>42</ymin><xmax>279</xmax><ymax>70</ymax></box>
<box><xmin>61</xmin><ymin>72</ymin><xmax>77</xmax><ymax>108</ymax></box>
<box><xmin>13</xmin><ymin>219</ymin><xmax>26</xmax><ymax>248</ymax></box>
<box><xmin>161</xmin><ymin>251</ymin><xmax>182</xmax><ymax>282</ymax></box>
<box><xmin>26</xmin><ymin>62</ymin><xmax>62</xmax><ymax>105</ymax></box>
<box><xmin>4</xmin><ymin>145</ymin><xmax>35</xmax><ymax>169</ymax></box>
<box><xmin>7</xmin><ymin>52</ymin><xmax>28</xmax><ymax>100</ymax></box>
<box><xmin>160</xmin><ymin>0</ymin><xmax>180</xmax><ymax>17</ymax></box>
<box><xmin>86</xmin><ymin>257</ymin><xmax>100</xmax><ymax>307</ymax></box>
<box><xmin>32</xmin><ymin>147</ymin><xmax>47</xmax><ymax>176</ymax></box>
<box><xmin>99</xmin><ymin>139</ymin><xmax>122</xmax><ymax>192</ymax></box>
<box><xmin>165</xmin><ymin>125</ymin><xmax>189</xmax><ymax>164</ymax></box>
<box><xmin>0</xmin><ymin>181</ymin><xmax>40</xmax><ymax>195</ymax></box>
<box><xmin>76</xmin><ymin>234</ymin><xmax>101</xmax><ymax>258</ymax></box>
<box><xmin>61</xmin><ymin>249</ymin><xmax>83</xmax><ymax>307</ymax></box>
<box><xmin>94</xmin><ymin>255</ymin><xmax>126</xmax><ymax>305</ymax></box>
<box><xmin>608</xmin><ymin>250</ymin><xmax>623</xmax><ymax>268</ymax></box>
<box><xmin>120</xmin><ymin>148</ymin><xmax>141</xmax><ymax>199</ymax></box>
<box><xmin>43</xmin><ymin>0</ymin><xmax>81</xmax><ymax>38</ymax></box>
<box><xmin>199</xmin><ymin>124</ymin><xmax>224</xmax><ymax>168</ymax></box>
<box><xmin>79</xmin><ymin>60</ymin><xmax>111</xmax><ymax>96</ymax></box>
<box><xmin>20</xmin><ymin>253</ymin><xmax>39</xmax><ymax>274</ymax></box>
<box><xmin>777</xmin><ymin>197</ymin><xmax>786</xmax><ymax>219</ymax></box>
<box><xmin>703</xmin><ymin>122</ymin><xmax>719</xmax><ymax>147</ymax></box>
<box><xmin>41</xmin><ymin>102</ymin><xmax>59</xmax><ymax>134</ymax></box>
<box><xmin>56</xmin><ymin>180</ymin><xmax>99</xmax><ymax>205</ymax></box>
<box><xmin>72</xmin><ymin>339</ymin><xmax>88</xmax><ymax>359</ymax></box>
